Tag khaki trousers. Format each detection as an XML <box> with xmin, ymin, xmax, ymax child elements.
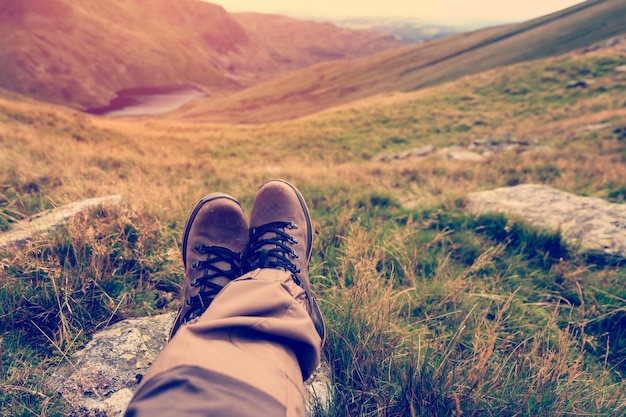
<box><xmin>125</xmin><ymin>268</ymin><xmax>322</xmax><ymax>417</ymax></box>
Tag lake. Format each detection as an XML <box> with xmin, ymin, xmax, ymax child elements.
<box><xmin>86</xmin><ymin>86</ymin><xmax>206</xmax><ymax>117</ymax></box>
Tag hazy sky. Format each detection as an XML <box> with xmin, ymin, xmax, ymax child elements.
<box><xmin>211</xmin><ymin>0</ymin><xmax>587</xmax><ymax>25</ymax></box>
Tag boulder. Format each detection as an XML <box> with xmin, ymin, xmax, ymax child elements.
<box><xmin>0</xmin><ymin>195</ymin><xmax>123</xmax><ymax>249</ymax></box>
<box><xmin>50</xmin><ymin>313</ymin><xmax>333</xmax><ymax>416</ymax></box>
<box><xmin>468</xmin><ymin>184</ymin><xmax>626</xmax><ymax>259</ymax></box>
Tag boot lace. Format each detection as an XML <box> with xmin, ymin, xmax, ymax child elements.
<box><xmin>182</xmin><ymin>244</ymin><xmax>241</xmax><ymax>323</ymax></box>
<box><xmin>246</xmin><ymin>221</ymin><xmax>302</xmax><ymax>283</ymax></box>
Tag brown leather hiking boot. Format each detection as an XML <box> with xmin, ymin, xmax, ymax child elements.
<box><xmin>169</xmin><ymin>193</ymin><xmax>248</xmax><ymax>339</ymax></box>
<box><xmin>246</xmin><ymin>180</ymin><xmax>326</xmax><ymax>345</ymax></box>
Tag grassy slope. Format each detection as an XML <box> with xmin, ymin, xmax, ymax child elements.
<box><xmin>0</xmin><ymin>0</ymin><xmax>400</xmax><ymax>110</ymax></box>
<box><xmin>176</xmin><ymin>0</ymin><xmax>626</xmax><ymax>123</ymax></box>
<box><xmin>1</xmin><ymin>43</ymin><xmax>626</xmax><ymax>415</ymax></box>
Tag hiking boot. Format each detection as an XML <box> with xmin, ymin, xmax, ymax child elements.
<box><xmin>246</xmin><ymin>180</ymin><xmax>326</xmax><ymax>345</ymax></box>
<box><xmin>170</xmin><ymin>193</ymin><xmax>248</xmax><ymax>339</ymax></box>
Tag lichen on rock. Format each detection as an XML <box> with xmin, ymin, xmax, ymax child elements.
<box><xmin>50</xmin><ymin>312</ymin><xmax>333</xmax><ymax>416</ymax></box>
<box><xmin>468</xmin><ymin>184</ymin><xmax>626</xmax><ymax>259</ymax></box>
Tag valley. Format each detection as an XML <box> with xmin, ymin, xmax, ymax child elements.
<box><xmin>0</xmin><ymin>1</ymin><xmax>625</xmax><ymax>416</ymax></box>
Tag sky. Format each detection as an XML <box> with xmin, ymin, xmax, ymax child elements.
<box><xmin>211</xmin><ymin>0</ymin><xmax>587</xmax><ymax>26</ymax></box>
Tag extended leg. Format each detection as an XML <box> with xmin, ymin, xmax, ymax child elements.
<box><xmin>125</xmin><ymin>181</ymin><xmax>325</xmax><ymax>417</ymax></box>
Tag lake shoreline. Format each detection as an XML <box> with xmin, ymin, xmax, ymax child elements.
<box><xmin>86</xmin><ymin>85</ymin><xmax>206</xmax><ymax>117</ymax></box>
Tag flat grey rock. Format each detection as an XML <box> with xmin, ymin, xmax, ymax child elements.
<box><xmin>0</xmin><ymin>195</ymin><xmax>123</xmax><ymax>249</ymax></box>
<box><xmin>446</xmin><ymin>149</ymin><xmax>487</xmax><ymax>162</ymax></box>
<box><xmin>468</xmin><ymin>184</ymin><xmax>626</xmax><ymax>258</ymax></box>
<box><xmin>50</xmin><ymin>313</ymin><xmax>174</xmax><ymax>416</ymax></box>
<box><xmin>50</xmin><ymin>313</ymin><xmax>333</xmax><ymax>416</ymax></box>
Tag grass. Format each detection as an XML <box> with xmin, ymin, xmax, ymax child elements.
<box><xmin>310</xmin><ymin>197</ymin><xmax>626</xmax><ymax>416</ymax></box>
<box><xmin>1</xmin><ymin>44</ymin><xmax>626</xmax><ymax>416</ymax></box>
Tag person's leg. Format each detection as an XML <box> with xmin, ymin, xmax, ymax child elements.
<box><xmin>125</xmin><ymin>181</ymin><xmax>324</xmax><ymax>417</ymax></box>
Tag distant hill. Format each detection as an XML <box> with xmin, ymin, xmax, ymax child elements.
<box><xmin>175</xmin><ymin>0</ymin><xmax>626</xmax><ymax>123</ymax></box>
<box><xmin>231</xmin><ymin>13</ymin><xmax>404</xmax><ymax>70</ymax></box>
<box><xmin>0</xmin><ymin>0</ymin><xmax>401</xmax><ymax>109</ymax></box>
<box><xmin>330</xmin><ymin>17</ymin><xmax>462</xmax><ymax>43</ymax></box>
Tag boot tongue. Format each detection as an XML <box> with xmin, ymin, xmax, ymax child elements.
<box><xmin>254</xmin><ymin>249</ymin><xmax>274</xmax><ymax>269</ymax></box>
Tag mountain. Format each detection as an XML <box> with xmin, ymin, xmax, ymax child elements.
<box><xmin>174</xmin><ymin>0</ymin><xmax>626</xmax><ymax>123</ymax></box>
<box><xmin>330</xmin><ymin>17</ymin><xmax>462</xmax><ymax>43</ymax></box>
<box><xmin>0</xmin><ymin>0</ymin><xmax>401</xmax><ymax>109</ymax></box>
<box><xmin>231</xmin><ymin>13</ymin><xmax>405</xmax><ymax>72</ymax></box>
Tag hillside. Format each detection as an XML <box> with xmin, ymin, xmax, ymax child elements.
<box><xmin>175</xmin><ymin>0</ymin><xmax>626</xmax><ymax>123</ymax></box>
<box><xmin>231</xmin><ymin>13</ymin><xmax>405</xmax><ymax>73</ymax></box>
<box><xmin>1</xmin><ymin>38</ymin><xmax>626</xmax><ymax>415</ymax></box>
<box><xmin>0</xmin><ymin>0</ymin><xmax>400</xmax><ymax>109</ymax></box>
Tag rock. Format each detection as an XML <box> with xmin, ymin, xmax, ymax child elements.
<box><xmin>305</xmin><ymin>360</ymin><xmax>333</xmax><ymax>415</ymax></box>
<box><xmin>50</xmin><ymin>313</ymin><xmax>333</xmax><ymax>416</ymax></box>
<box><xmin>616</xmin><ymin>65</ymin><xmax>626</xmax><ymax>73</ymax></box>
<box><xmin>50</xmin><ymin>313</ymin><xmax>174</xmax><ymax>417</ymax></box>
<box><xmin>447</xmin><ymin>150</ymin><xmax>486</xmax><ymax>162</ymax></box>
<box><xmin>469</xmin><ymin>138</ymin><xmax>490</xmax><ymax>148</ymax></box>
<box><xmin>580</xmin><ymin>36</ymin><xmax>626</xmax><ymax>54</ymax></box>
<box><xmin>376</xmin><ymin>136</ymin><xmax>541</xmax><ymax>164</ymax></box>
<box><xmin>522</xmin><ymin>145</ymin><xmax>553</xmax><ymax>155</ymax></box>
<box><xmin>576</xmin><ymin>123</ymin><xmax>612</xmax><ymax>133</ymax></box>
<box><xmin>0</xmin><ymin>195</ymin><xmax>123</xmax><ymax>249</ymax></box>
<box><xmin>467</xmin><ymin>184</ymin><xmax>626</xmax><ymax>259</ymax></box>
<box><xmin>501</xmin><ymin>143</ymin><xmax>520</xmax><ymax>152</ymax></box>
<box><xmin>566</xmin><ymin>80</ymin><xmax>589</xmax><ymax>89</ymax></box>
<box><xmin>468</xmin><ymin>135</ymin><xmax>531</xmax><ymax>153</ymax></box>
<box><xmin>377</xmin><ymin>145</ymin><xmax>436</xmax><ymax>162</ymax></box>
<box><xmin>406</xmin><ymin>145</ymin><xmax>436</xmax><ymax>158</ymax></box>
<box><xmin>614</xmin><ymin>126</ymin><xmax>626</xmax><ymax>141</ymax></box>
<box><xmin>376</xmin><ymin>135</ymin><xmax>541</xmax><ymax>163</ymax></box>
<box><xmin>512</xmin><ymin>139</ymin><xmax>532</xmax><ymax>147</ymax></box>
